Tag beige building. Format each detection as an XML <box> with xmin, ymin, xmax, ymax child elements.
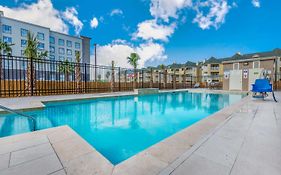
<box><xmin>199</xmin><ymin>57</ymin><xmax>224</xmax><ymax>83</ymax></box>
<box><xmin>222</xmin><ymin>55</ymin><xmax>277</xmax><ymax>91</ymax></box>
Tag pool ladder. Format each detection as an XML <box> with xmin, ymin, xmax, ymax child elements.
<box><xmin>0</xmin><ymin>104</ymin><xmax>36</xmax><ymax>131</ymax></box>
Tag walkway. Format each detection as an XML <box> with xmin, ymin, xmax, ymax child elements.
<box><xmin>162</xmin><ymin>92</ymin><xmax>281</xmax><ymax>175</ymax></box>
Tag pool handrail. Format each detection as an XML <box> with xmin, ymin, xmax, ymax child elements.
<box><xmin>0</xmin><ymin>104</ymin><xmax>36</xmax><ymax>131</ymax></box>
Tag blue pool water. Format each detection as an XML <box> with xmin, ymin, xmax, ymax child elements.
<box><xmin>0</xmin><ymin>92</ymin><xmax>244</xmax><ymax>164</ymax></box>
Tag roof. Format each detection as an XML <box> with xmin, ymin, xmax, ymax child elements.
<box><xmin>203</xmin><ymin>57</ymin><xmax>222</xmax><ymax>64</ymax></box>
<box><xmin>222</xmin><ymin>48</ymin><xmax>281</xmax><ymax>63</ymax></box>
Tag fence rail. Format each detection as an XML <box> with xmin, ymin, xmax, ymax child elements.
<box><xmin>0</xmin><ymin>55</ymin><xmax>280</xmax><ymax>98</ymax></box>
<box><xmin>0</xmin><ymin>55</ymin><xmax>209</xmax><ymax>97</ymax></box>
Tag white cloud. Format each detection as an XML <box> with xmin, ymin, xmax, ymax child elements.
<box><xmin>150</xmin><ymin>0</ymin><xmax>192</xmax><ymax>22</ymax></box>
<box><xmin>62</xmin><ymin>7</ymin><xmax>83</xmax><ymax>35</ymax></box>
<box><xmin>90</xmin><ymin>17</ymin><xmax>99</xmax><ymax>28</ymax></box>
<box><xmin>110</xmin><ymin>9</ymin><xmax>123</xmax><ymax>16</ymax></box>
<box><xmin>94</xmin><ymin>41</ymin><xmax>167</xmax><ymax>68</ymax></box>
<box><xmin>252</xmin><ymin>0</ymin><xmax>260</xmax><ymax>8</ymax></box>
<box><xmin>193</xmin><ymin>0</ymin><xmax>231</xmax><ymax>30</ymax></box>
<box><xmin>133</xmin><ymin>19</ymin><xmax>176</xmax><ymax>42</ymax></box>
<box><xmin>0</xmin><ymin>0</ymin><xmax>69</xmax><ymax>34</ymax></box>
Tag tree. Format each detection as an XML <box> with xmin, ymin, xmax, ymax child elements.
<box><xmin>105</xmin><ymin>71</ymin><xmax>110</xmax><ymax>81</ymax></box>
<box><xmin>0</xmin><ymin>40</ymin><xmax>14</xmax><ymax>79</ymax></box>
<box><xmin>97</xmin><ymin>74</ymin><xmax>102</xmax><ymax>81</ymax></box>
<box><xmin>127</xmin><ymin>53</ymin><xmax>140</xmax><ymax>89</ymax></box>
<box><xmin>75</xmin><ymin>51</ymin><xmax>82</xmax><ymax>92</ymax></box>
<box><xmin>58</xmin><ymin>59</ymin><xmax>74</xmax><ymax>81</ymax></box>
<box><xmin>24</xmin><ymin>32</ymin><xmax>47</xmax><ymax>95</ymax></box>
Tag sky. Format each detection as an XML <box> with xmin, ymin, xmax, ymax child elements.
<box><xmin>0</xmin><ymin>0</ymin><xmax>281</xmax><ymax>68</ymax></box>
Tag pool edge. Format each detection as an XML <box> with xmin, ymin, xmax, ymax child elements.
<box><xmin>0</xmin><ymin>90</ymin><xmax>250</xmax><ymax>175</ymax></box>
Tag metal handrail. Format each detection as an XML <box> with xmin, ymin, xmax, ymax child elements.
<box><xmin>0</xmin><ymin>105</ymin><xmax>36</xmax><ymax>131</ymax></box>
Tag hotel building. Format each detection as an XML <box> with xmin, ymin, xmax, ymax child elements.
<box><xmin>0</xmin><ymin>11</ymin><xmax>91</xmax><ymax>64</ymax></box>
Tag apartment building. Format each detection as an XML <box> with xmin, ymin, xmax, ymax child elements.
<box><xmin>0</xmin><ymin>11</ymin><xmax>90</xmax><ymax>64</ymax></box>
<box><xmin>199</xmin><ymin>57</ymin><xmax>224</xmax><ymax>83</ymax></box>
<box><xmin>222</xmin><ymin>49</ymin><xmax>281</xmax><ymax>91</ymax></box>
<box><xmin>166</xmin><ymin>62</ymin><xmax>198</xmax><ymax>83</ymax></box>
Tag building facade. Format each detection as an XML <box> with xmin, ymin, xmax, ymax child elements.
<box><xmin>222</xmin><ymin>56</ymin><xmax>277</xmax><ymax>91</ymax></box>
<box><xmin>199</xmin><ymin>57</ymin><xmax>224</xmax><ymax>83</ymax></box>
<box><xmin>0</xmin><ymin>11</ymin><xmax>90</xmax><ymax>64</ymax></box>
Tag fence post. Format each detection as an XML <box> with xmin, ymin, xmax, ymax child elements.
<box><xmin>150</xmin><ymin>68</ymin><xmax>153</xmax><ymax>88</ymax></box>
<box><xmin>119</xmin><ymin>67</ymin><xmax>121</xmax><ymax>92</ymax></box>
<box><xmin>84</xmin><ymin>63</ymin><xmax>87</xmax><ymax>93</ymax></box>
<box><xmin>173</xmin><ymin>70</ymin><xmax>176</xmax><ymax>89</ymax></box>
<box><xmin>142</xmin><ymin>69</ymin><xmax>144</xmax><ymax>88</ymax></box>
<box><xmin>159</xmin><ymin>72</ymin><xmax>161</xmax><ymax>89</ymax></box>
<box><xmin>30</xmin><ymin>57</ymin><xmax>34</xmax><ymax>96</ymax></box>
<box><xmin>111</xmin><ymin>61</ymin><xmax>115</xmax><ymax>92</ymax></box>
<box><xmin>191</xmin><ymin>75</ymin><xmax>193</xmax><ymax>88</ymax></box>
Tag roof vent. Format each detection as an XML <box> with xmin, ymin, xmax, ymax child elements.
<box><xmin>252</xmin><ymin>54</ymin><xmax>259</xmax><ymax>58</ymax></box>
<box><xmin>236</xmin><ymin>52</ymin><xmax>241</xmax><ymax>55</ymax></box>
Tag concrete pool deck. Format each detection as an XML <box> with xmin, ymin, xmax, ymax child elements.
<box><xmin>0</xmin><ymin>90</ymin><xmax>280</xmax><ymax>175</ymax></box>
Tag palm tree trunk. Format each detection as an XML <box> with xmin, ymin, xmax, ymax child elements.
<box><xmin>75</xmin><ymin>64</ymin><xmax>82</xmax><ymax>93</ymax></box>
<box><xmin>133</xmin><ymin>68</ymin><xmax>137</xmax><ymax>89</ymax></box>
<box><xmin>25</xmin><ymin>61</ymin><xmax>36</xmax><ymax>96</ymax></box>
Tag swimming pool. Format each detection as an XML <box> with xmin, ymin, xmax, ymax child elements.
<box><xmin>0</xmin><ymin>92</ymin><xmax>244</xmax><ymax>164</ymax></box>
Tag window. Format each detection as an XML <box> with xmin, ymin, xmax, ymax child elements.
<box><xmin>59</xmin><ymin>48</ymin><xmax>65</xmax><ymax>54</ymax></box>
<box><xmin>253</xmin><ymin>61</ymin><xmax>260</xmax><ymax>69</ymax></box>
<box><xmin>233</xmin><ymin>63</ymin><xmax>239</xmax><ymax>70</ymax></box>
<box><xmin>67</xmin><ymin>40</ymin><xmax>72</xmax><ymax>47</ymax></box>
<box><xmin>3</xmin><ymin>36</ymin><xmax>12</xmax><ymax>44</ymax></box>
<box><xmin>2</xmin><ymin>25</ymin><xmax>12</xmax><ymax>34</ymax></box>
<box><xmin>75</xmin><ymin>42</ymin><xmax>80</xmax><ymax>49</ymax></box>
<box><xmin>50</xmin><ymin>55</ymin><xmax>56</xmax><ymax>71</ymax></box>
<box><xmin>59</xmin><ymin>56</ymin><xmax>65</xmax><ymax>61</ymax></box>
<box><xmin>20</xmin><ymin>28</ymin><xmax>28</xmax><ymax>37</ymax></box>
<box><xmin>38</xmin><ymin>43</ymin><xmax>45</xmax><ymax>50</ymax></box>
<box><xmin>58</xmin><ymin>39</ymin><xmax>65</xmax><ymax>46</ymax></box>
<box><xmin>37</xmin><ymin>32</ymin><xmax>44</xmax><ymax>41</ymax></box>
<box><xmin>21</xmin><ymin>39</ymin><xmax>27</xmax><ymax>47</ymax></box>
<box><xmin>49</xmin><ymin>36</ymin><xmax>55</xmax><ymax>44</ymax></box>
<box><xmin>67</xmin><ymin>49</ymin><xmax>72</xmax><ymax>56</ymax></box>
<box><xmin>50</xmin><ymin>46</ymin><xmax>55</xmax><ymax>54</ymax></box>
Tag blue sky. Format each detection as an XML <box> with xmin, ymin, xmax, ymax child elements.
<box><xmin>0</xmin><ymin>0</ymin><xmax>281</xmax><ymax>67</ymax></box>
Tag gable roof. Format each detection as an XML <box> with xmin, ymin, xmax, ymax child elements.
<box><xmin>222</xmin><ymin>48</ymin><xmax>281</xmax><ymax>62</ymax></box>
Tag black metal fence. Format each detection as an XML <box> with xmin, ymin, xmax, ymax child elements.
<box><xmin>0</xmin><ymin>55</ymin><xmax>225</xmax><ymax>97</ymax></box>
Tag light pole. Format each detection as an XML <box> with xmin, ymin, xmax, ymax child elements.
<box><xmin>94</xmin><ymin>43</ymin><xmax>97</xmax><ymax>81</ymax></box>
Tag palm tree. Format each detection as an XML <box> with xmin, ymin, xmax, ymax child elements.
<box><xmin>159</xmin><ymin>64</ymin><xmax>166</xmax><ymax>89</ymax></box>
<box><xmin>127</xmin><ymin>53</ymin><xmax>140</xmax><ymax>89</ymax></box>
<box><xmin>24</xmin><ymin>32</ymin><xmax>47</xmax><ymax>95</ymax></box>
<box><xmin>105</xmin><ymin>71</ymin><xmax>110</xmax><ymax>81</ymax></box>
<box><xmin>97</xmin><ymin>74</ymin><xmax>102</xmax><ymax>81</ymax></box>
<box><xmin>74</xmin><ymin>51</ymin><xmax>82</xmax><ymax>92</ymax></box>
<box><xmin>58</xmin><ymin>59</ymin><xmax>74</xmax><ymax>81</ymax></box>
<box><xmin>0</xmin><ymin>40</ymin><xmax>14</xmax><ymax>80</ymax></box>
